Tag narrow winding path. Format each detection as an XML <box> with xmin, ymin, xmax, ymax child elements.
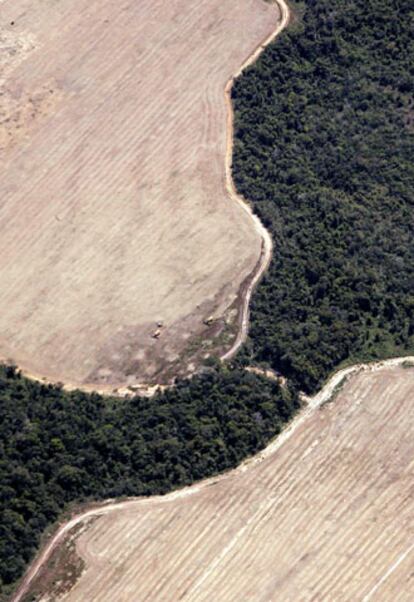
<box><xmin>221</xmin><ymin>0</ymin><xmax>290</xmax><ymax>360</ymax></box>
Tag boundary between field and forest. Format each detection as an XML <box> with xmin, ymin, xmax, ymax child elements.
<box><xmin>220</xmin><ymin>0</ymin><xmax>290</xmax><ymax>360</ymax></box>
<box><xmin>11</xmin><ymin>355</ymin><xmax>414</xmax><ymax>602</ymax></box>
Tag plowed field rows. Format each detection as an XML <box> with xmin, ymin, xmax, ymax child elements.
<box><xmin>0</xmin><ymin>0</ymin><xmax>278</xmax><ymax>389</ymax></box>
<box><xmin>27</xmin><ymin>363</ymin><xmax>414</xmax><ymax>601</ymax></box>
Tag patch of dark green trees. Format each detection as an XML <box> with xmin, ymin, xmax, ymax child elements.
<box><xmin>233</xmin><ymin>0</ymin><xmax>414</xmax><ymax>392</ymax></box>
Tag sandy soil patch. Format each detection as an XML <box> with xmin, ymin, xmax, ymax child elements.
<box><xmin>0</xmin><ymin>0</ymin><xmax>279</xmax><ymax>389</ymax></box>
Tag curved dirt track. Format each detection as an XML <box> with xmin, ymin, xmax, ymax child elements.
<box><xmin>220</xmin><ymin>0</ymin><xmax>290</xmax><ymax>361</ymax></box>
<box><xmin>0</xmin><ymin>0</ymin><xmax>279</xmax><ymax>391</ymax></box>
<box><xmin>12</xmin><ymin>356</ymin><xmax>414</xmax><ymax>601</ymax></box>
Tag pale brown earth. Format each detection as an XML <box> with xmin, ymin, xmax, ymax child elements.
<box><xmin>0</xmin><ymin>0</ymin><xmax>280</xmax><ymax>389</ymax></box>
<box><xmin>15</xmin><ymin>360</ymin><xmax>414</xmax><ymax>602</ymax></box>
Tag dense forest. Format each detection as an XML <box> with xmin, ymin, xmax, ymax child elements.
<box><xmin>2</xmin><ymin>0</ymin><xmax>414</xmax><ymax>596</ymax></box>
<box><xmin>0</xmin><ymin>365</ymin><xmax>298</xmax><ymax>597</ymax></box>
<box><xmin>233</xmin><ymin>0</ymin><xmax>414</xmax><ymax>392</ymax></box>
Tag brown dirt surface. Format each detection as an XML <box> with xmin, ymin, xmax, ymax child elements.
<box><xmin>0</xmin><ymin>0</ymin><xmax>280</xmax><ymax>389</ymax></box>
<box><xmin>17</xmin><ymin>360</ymin><xmax>414</xmax><ymax>601</ymax></box>
<box><xmin>20</xmin><ymin>521</ymin><xmax>94</xmax><ymax>602</ymax></box>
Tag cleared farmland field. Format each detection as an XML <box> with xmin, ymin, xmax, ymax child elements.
<box><xmin>17</xmin><ymin>361</ymin><xmax>414</xmax><ymax>601</ymax></box>
<box><xmin>0</xmin><ymin>0</ymin><xmax>279</xmax><ymax>390</ymax></box>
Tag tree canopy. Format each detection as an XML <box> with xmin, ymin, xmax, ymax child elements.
<box><xmin>233</xmin><ymin>0</ymin><xmax>414</xmax><ymax>392</ymax></box>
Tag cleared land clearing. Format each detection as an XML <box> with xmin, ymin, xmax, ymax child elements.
<box><xmin>0</xmin><ymin>0</ymin><xmax>279</xmax><ymax>390</ymax></box>
<box><xmin>20</xmin><ymin>362</ymin><xmax>414</xmax><ymax>601</ymax></box>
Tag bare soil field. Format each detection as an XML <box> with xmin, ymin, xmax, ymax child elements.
<box><xmin>16</xmin><ymin>360</ymin><xmax>414</xmax><ymax>601</ymax></box>
<box><xmin>0</xmin><ymin>0</ymin><xmax>280</xmax><ymax>390</ymax></box>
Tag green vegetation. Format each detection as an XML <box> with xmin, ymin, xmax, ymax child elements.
<box><xmin>0</xmin><ymin>365</ymin><xmax>298</xmax><ymax>597</ymax></box>
<box><xmin>233</xmin><ymin>0</ymin><xmax>414</xmax><ymax>393</ymax></box>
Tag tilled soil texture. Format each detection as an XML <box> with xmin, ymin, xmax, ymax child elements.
<box><xmin>20</xmin><ymin>362</ymin><xmax>414</xmax><ymax>601</ymax></box>
<box><xmin>0</xmin><ymin>0</ymin><xmax>279</xmax><ymax>390</ymax></box>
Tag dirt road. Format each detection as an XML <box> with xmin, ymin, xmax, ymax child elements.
<box><xmin>220</xmin><ymin>0</ymin><xmax>290</xmax><ymax>361</ymax></box>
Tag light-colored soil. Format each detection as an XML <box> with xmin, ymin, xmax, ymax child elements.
<box><xmin>0</xmin><ymin>0</ymin><xmax>280</xmax><ymax>389</ymax></box>
<box><xmin>13</xmin><ymin>358</ymin><xmax>414</xmax><ymax>602</ymax></box>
